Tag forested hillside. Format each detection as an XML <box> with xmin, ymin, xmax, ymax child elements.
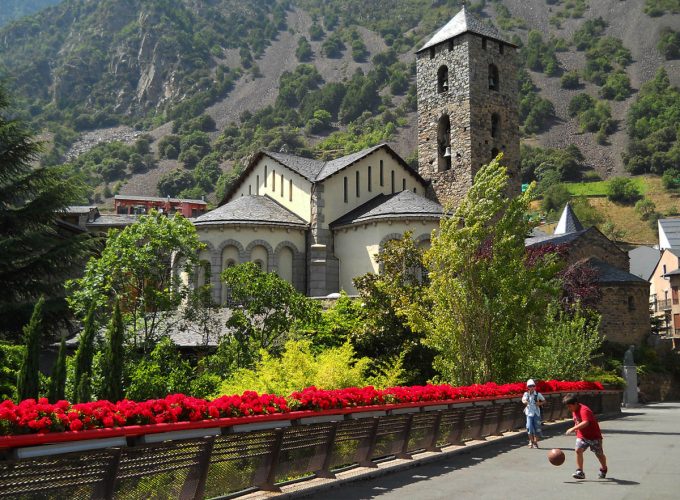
<box><xmin>0</xmin><ymin>0</ymin><xmax>62</xmax><ymax>27</ymax></box>
<box><xmin>0</xmin><ymin>0</ymin><xmax>679</xmax><ymax>208</ymax></box>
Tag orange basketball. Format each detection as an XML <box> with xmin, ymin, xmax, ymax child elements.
<box><xmin>548</xmin><ymin>448</ymin><xmax>565</xmax><ymax>466</ymax></box>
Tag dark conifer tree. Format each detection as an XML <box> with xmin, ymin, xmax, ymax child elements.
<box><xmin>101</xmin><ymin>299</ymin><xmax>124</xmax><ymax>402</ymax></box>
<box><xmin>17</xmin><ymin>297</ymin><xmax>44</xmax><ymax>401</ymax></box>
<box><xmin>73</xmin><ymin>303</ymin><xmax>96</xmax><ymax>402</ymax></box>
<box><xmin>0</xmin><ymin>84</ymin><xmax>95</xmax><ymax>338</ymax></box>
<box><xmin>47</xmin><ymin>336</ymin><xmax>67</xmax><ymax>402</ymax></box>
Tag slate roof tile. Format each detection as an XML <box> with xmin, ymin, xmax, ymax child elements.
<box><xmin>193</xmin><ymin>195</ymin><xmax>307</xmax><ymax>228</ymax></box>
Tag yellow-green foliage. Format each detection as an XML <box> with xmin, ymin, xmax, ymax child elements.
<box><xmin>216</xmin><ymin>339</ymin><xmax>372</xmax><ymax>396</ymax></box>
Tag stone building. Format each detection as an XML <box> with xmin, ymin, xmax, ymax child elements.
<box><xmin>416</xmin><ymin>6</ymin><xmax>520</xmax><ymax>206</ymax></box>
<box><xmin>192</xmin><ymin>7</ymin><xmax>509</xmax><ymax>298</ymax></box>
<box><xmin>526</xmin><ymin>204</ymin><xmax>650</xmax><ymax>345</ymax></box>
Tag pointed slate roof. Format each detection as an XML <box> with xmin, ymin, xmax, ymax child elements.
<box><xmin>554</xmin><ymin>202</ymin><xmax>584</xmax><ymax>235</ymax></box>
<box><xmin>586</xmin><ymin>258</ymin><xmax>649</xmax><ymax>284</ymax></box>
<box><xmin>330</xmin><ymin>190</ymin><xmax>443</xmax><ymax>228</ymax></box>
<box><xmin>193</xmin><ymin>195</ymin><xmax>307</xmax><ymax>228</ymax></box>
<box><xmin>658</xmin><ymin>218</ymin><xmax>680</xmax><ymax>249</ymax></box>
<box><xmin>417</xmin><ymin>6</ymin><xmax>516</xmax><ymax>53</ymax></box>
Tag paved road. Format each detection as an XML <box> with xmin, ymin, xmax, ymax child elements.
<box><xmin>311</xmin><ymin>403</ymin><xmax>680</xmax><ymax>500</ymax></box>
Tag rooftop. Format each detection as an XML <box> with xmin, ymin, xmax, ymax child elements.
<box><xmin>193</xmin><ymin>195</ymin><xmax>308</xmax><ymax>228</ymax></box>
<box><xmin>417</xmin><ymin>6</ymin><xmax>516</xmax><ymax>53</ymax></box>
<box><xmin>554</xmin><ymin>202</ymin><xmax>584</xmax><ymax>235</ymax></box>
<box><xmin>330</xmin><ymin>190</ymin><xmax>443</xmax><ymax>228</ymax></box>
<box><xmin>658</xmin><ymin>218</ymin><xmax>680</xmax><ymax>249</ymax></box>
<box><xmin>115</xmin><ymin>194</ymin><xmax>207</xmax><ymax>205</ymax></box>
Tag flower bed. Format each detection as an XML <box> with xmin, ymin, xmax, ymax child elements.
<box><xmin>0</xmin><ymin>380</ymin><xmax>602</xmax><ymax>436</ymax></box>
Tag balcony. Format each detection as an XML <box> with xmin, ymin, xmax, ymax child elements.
<box><xmin>657</xmin><ymin>299</ymin><xmax>672</xmax><ymax>311</ymax></box>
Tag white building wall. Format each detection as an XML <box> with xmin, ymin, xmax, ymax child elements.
<box><xmin>322</xmin><ymin>150</ymin><xmax>425</xmax><ymax>229</ymax></box>
<box><xmin>232</xmin><ymin>157</ymin><xmax>312</xmax><ymax>222</ymax></box>
<box><xmin>333</xmin><ymin>219</ymin><xmax>438</xmax><ymax>293</ymax></box>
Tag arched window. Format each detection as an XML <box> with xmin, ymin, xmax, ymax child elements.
<box><xmin>437</xmin><ymin>65</ymin><xmax>449</xmax><ymax>93</ymax></box>
<box><xmin>489</xmin><ymin>64</ymin><xmax>499</xmax><ymax>91</ymax></box>
<box><xmin>491</xmin><ymin>113</ymin><xmax>500</xmax><ymax>138</ymax></box>
<box><xmin>437</xmin><ymin>114</ymin><xmax>452</xmax><ymax>172</ymax></box>
<box><xmin>491</xmin><ymin>147</ymin><xmax>499</xmax><ymax>161</ymax></box>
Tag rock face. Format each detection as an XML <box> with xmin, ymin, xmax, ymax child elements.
<box><xmin>416</xmin><ymin>30</ymin><xmax>520</xmax><ymax>208</ymax></box>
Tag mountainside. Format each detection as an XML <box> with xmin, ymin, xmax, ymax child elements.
<box><xmin>0</xmin><ymin>0</ymin><xmax>62</xmax><ymax>27</ymax></box>
<box><xmin>1</xmin><ymin>0</ymin><xmax>680</xmax><ymax>206</ymax></box>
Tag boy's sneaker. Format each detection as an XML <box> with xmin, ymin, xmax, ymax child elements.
<box><xmin>572</xmin><ymin>469</ymin><xmax>585</xmax><ymax>480</ymax></box>
<box><xmin>598</xmin><ymin>468</ymin><xmax>608</xmax><ymax>479</ymax></box>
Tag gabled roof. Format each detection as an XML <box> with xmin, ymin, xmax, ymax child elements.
<box><xmin>417</xmin><ymin>6</ymin><xmax>516</xmax><ymax>53</ymax></box>
<box><xmin>222</xmin><ymin>143</ymin><xmax>428</xmax><ymax>204</ymax></box>
<box><xmin>115</xmin><ymin>194</ymin><xmax>207</xmax><ymax>205</ymax></box>
<box><xmin>193</xmin><ymin>195</ymin><xmax>307</xmax><ymax>228</ymax></box>
<box><xmin>554</xmin><ymin>202</ymin><xmax>584</xmax><ymax>235</ymax></box>
<box><xmin>586</xmin><ymin>258</ymin><xmax>649</xmax><ymax>285</ymax></box>
<box><xmin>525</xmin><ymin>229</ymin><xmax>588</xmax><ymax>248</ymax></box>
<box><xmin>658</xmin><ymin>218</ymin><xmax>680</xmax><ymax>249</ymax></box>
<box><xmin>628</xmin><ymin>246</ymin><xmax>660</xmax><ymax>281</ymax></box>
<box><xmin>330</xmin><ymin>190</ymin><xmax>443</xmax><ymax>229</ymax></box>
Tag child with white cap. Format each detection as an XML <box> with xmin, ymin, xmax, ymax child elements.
<box><xmin>522</xmin><ymin>379</ymin><xmax>545</xmax><ymax>448</ymax></box>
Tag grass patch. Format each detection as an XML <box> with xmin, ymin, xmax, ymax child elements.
<box><xmin>563</xmin><ymin>177</ymin><xmax>648</xmax><ymax>197</ymax></box>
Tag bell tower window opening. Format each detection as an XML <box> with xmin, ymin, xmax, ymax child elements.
<box><xmin>437</xmin><ymin>114</ymin><xmax>452</xmax><ymax>172</ymax></box>
<box><xmin>491</xmin><ymin>113</ymin><xmax>500</xmax><ymax>139</ymax></box>
<box><xmin>499</xmin><ymin>42</ymin><xmax>504</xmax><ymax>55</ymax></box>
<box><xmin>491</xmin><ymin>147</ymin><xmax>499</xmax><ymax>161</ymax></box>
<box><xmin>437</xmin><ymin>65</ymin><xmax>449</xmax><ymax>93</ymax></box>
<box><xmin>482</xmin><ymin>38</ymin><xmax>487</xmax><ymax>50</ymax></box>
<box><xmin>489</xmin><ymin>64</ymin><xmax>499</xmax><ymax>91</ymax></box>
<box><xmin>429</xmin><ymin>47</ymin><xmax>435</xmax><ymax>59</ymax></box>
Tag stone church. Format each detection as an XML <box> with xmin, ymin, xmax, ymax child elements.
<box><xmin>193</xmin><ymin>6</ymin><xmax>520</xmax><ymax>299</ymax></box>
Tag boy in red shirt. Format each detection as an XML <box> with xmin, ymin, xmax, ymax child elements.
<box><xmin>563</xmin><ymin>394</ymin><xmax>608</xmax><ymax>480</ymax></box>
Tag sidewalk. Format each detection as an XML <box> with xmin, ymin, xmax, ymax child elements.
<box><xmin>301</xmin><ymin>403</ymin><xmax>680</xmax><ymax>500</ymax></box>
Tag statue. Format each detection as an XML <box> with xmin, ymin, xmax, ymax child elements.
<box><xmin>624</xmin><ymin>345</ymin><xmax>635</xmax><ymax>366</ymax></box>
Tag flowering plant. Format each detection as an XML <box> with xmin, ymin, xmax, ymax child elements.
<box><xmin>0</xmin><ymin>380</ymin><xmax>602</xmax><ymax>436</ymax></box>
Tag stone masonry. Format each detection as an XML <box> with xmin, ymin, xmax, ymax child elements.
<box><xmin>417</xmin><ymin>32</ymin><xmax>520</xmax><ymax>207</ymax></box>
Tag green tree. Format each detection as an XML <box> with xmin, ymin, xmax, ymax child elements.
<box><xmin>101</xmin><ymin>299</ymin><xmax>124</xmax><ymax>402</ymax></box>
<box><xmin>67</xmin><ymin>212</ymin><xmax>203</xmax><ymax>354</ymax></box>
<box><xmin>541</xmin><ymin>183</ymin><xmax>571</xmax><ymax>214</ymax></box>
<box><xmin>561</xmin><ymin>71</ymin><xmax>581</xmax><ymax>89</ymax></box>
<box><xmin>0</xmin><ymin>342</ymin><xmax>22</xmax><ymax>400</ymax></box>
<box><xmin>17</xmin><ymin>297</ymin><xmax>45</xmax><ymax>401</ymax></box>
<box><xmin>635</xmin><ymin>198</ymin><xmax>657</xmax><ymax>220</ymax></box>
<box><xmin>409</xmin><ymin>157</ymin><xmax>561</xmax><ymax>384</ymax></box>
<box><xmin>296</xmin><ymin>36</ymin><xmax>313</xmax><ymax>61</ymax></box>
<box><xmin>47</xmin><ymin>336</ymin><xmax>67</xmax><ymax>402</ymax></box>
<box><xmin>219</xmin><ymin>263</ymin><xmax>321</xmax><ymax>370</ymax></box>
<box><xmin>72</xmin><ymin>303</ymin><xmax>96</xmax><ymax>402</ymax></box>
<box><xmin>157</xmin><ymin>168</ymin><xmax>195</xmax><ymax>197</ymax></box>
<box><xmin>125</xmin><ymin>337</ymin><xmax>192</xmax><ymax>400</ymax></box>
<box><xmin>0</xmin><ymin>84</ymin><xmax>95</xmax><ymax>337</ymax></box>
<box><xmin>353</xmin><ymin>232</ymin><xmax>436</xmax><ymax>385</ymax></box>
<box><xmin>607</xmin><ymin>177</ymin><xmax>641</xmax><ymax>204</ymax></box>
<box><xmin>658</xmin><ymin>27</ymin><xmax>680</xmax><ymax>59</ymax></box>
<box><xmin>523</xmin><ymin>304</ymin><xmax>602</xmax><ymax>380</ymax></box>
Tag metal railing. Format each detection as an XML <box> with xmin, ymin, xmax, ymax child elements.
<box><xmin>656</xmin><ymin>299</ymin><xmax>672</xmax><ymax>311</ymax></box>
<box><xmin>0</xmin><ymin>391</ymin><xmax>621</xmax><ymax>499</ymax></box>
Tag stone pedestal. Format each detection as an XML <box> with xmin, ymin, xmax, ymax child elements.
<box><xmin>622</xmin><ymin>365</ymin><xmax>639</xmax><ymax>407</ymax></box>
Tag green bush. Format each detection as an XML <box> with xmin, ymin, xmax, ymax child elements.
<box><xmin>157</xmin><ymin>168</ymin><xmax>195</xmax><ymax>197</ymax></box>
<box><xmin>561</xmin><ymin>71</ymin><xmax>580</xmax><ymax>89</ymax></box>
<box><xmin>635</xmin><ymin>198</ymin><xmax>657</xmax><ymax>220</ymax></box>
<box><xmin>599</xmin><ymin>70</ymin><xmax>632</xmax><ymax>101</ymax></box>
<box><xmin>662</xmin><ymin>168</ymin><xmax>680</xmax><ymax>190</ymax></box>
<box><xmin>658</xmin><ymin>27</ymin><xmax>680</xmax><ymax>59</ymax></box>
<box><xmin>217</xmin><ymin>339</ymin><xmax>374</xmax><ymax>396</ymax></box>
<box><xmin>607</xmin><ymin>177</ymin><xmax>641</xmax><ymax>204</ymax></box>
<box><xmin>295</xmin><ymin>36</ymin><xmax>313</xmax><ymax>62</ymax></box>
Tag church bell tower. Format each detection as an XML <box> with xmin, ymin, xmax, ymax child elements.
<box><xmin>416</xmin><ymin>6</ymin><xmax>520</xmax><ymax>207</ymax></box>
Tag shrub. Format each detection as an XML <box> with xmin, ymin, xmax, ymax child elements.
<box><xmin>607</xmin><ymin>177</ymin><xmax>641</xmax><ymax>204</ymax></box>
<box><xmin>157</xmin><ymin>168</ymin><xmax>195</xmax><ymax>197</ymax></box>
<box><xmin>662</xmin><ymin>168</ymin><xmax>680</xmax><ymax>190</ymax></box>
<box><xmin>296</xmin><ymin>36</ymin><xmax>313</xmax><ymax>62</ymax></box>
<box><xmin>658</xmin><ymin>27</ymin><xmax>680</xmax><ymax>59</ymax></box>
<box><xmin>561</xmin><ymin>71</ymin><xmax>580</xmax><ymax>89</ymax></box>
<box><xmin>158</xmin><ymin>135</ymin><xmax>181</xmax><ymax>159</ymax></box>
<box><xmin>599</xmin><ymin>70</ymin><xmax>632</xmax><ymax>101</ymax></box>
<box><xmin>568</xmin><ymin>93</ymin><xmax>595</xmax><ymax>117</ymax></box>
<box><xmin>541</xmin><ymin>183</ymin><xmax>571</xmax><ymax>214</ymax></box>
<box><xmin>635</xmin><ymin>198</ymin><xmax>657</xmax><ymax>220</ymax></box>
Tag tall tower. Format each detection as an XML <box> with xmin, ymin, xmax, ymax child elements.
<box><xmin>416</xmin><ymin>6</ymin><xmax>520</xmax><ymax>207</ymax></box>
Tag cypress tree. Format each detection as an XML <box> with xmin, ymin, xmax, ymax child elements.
<box><xmin>73</xmin><ymin>303</ymin><xmax>96</xmax><ymax>402</ymax></box>
<box><xmin>0</xmin><ymin>84</ymin><xmax>95</xmax><ymax>338</ymax></box>
<box><xmin>17</xmin><ymin>297</ymin><xmax>44</xmax><ymax>401</ymax></box>
<box><xmin>101</xmin><ymin>300</ymin><xmax>124</xmax><ymax>402</ymax></box>
<box><xmin>47</xmin><ymin>336</ymin><xmax>67</xmax><ymax>402</ymax></box>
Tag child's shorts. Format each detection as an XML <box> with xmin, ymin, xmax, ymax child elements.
<box><xmin>576</xmin><ymin>437</ymin><xmax>604</xmax><ymax>455</ymax></box>
<box><xmin>526</xmin><ymin>414</ymin><xmax>541</xmax><ymax>435</ymax></box>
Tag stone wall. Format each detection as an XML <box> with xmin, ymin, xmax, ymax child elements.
<box><xmin>597</xmin><ymin>283</ymin><xmax>650</xmax><ymax>344</ymax></box>
<box><xmin>416</xmin><ymin>33</ymin><xmax>519</xmax><ymax>207</ymax></box>
<box><xmin>566</xmin><ymin>228</ymin><xmax>629</xmax><ymax>269</ymax></box>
